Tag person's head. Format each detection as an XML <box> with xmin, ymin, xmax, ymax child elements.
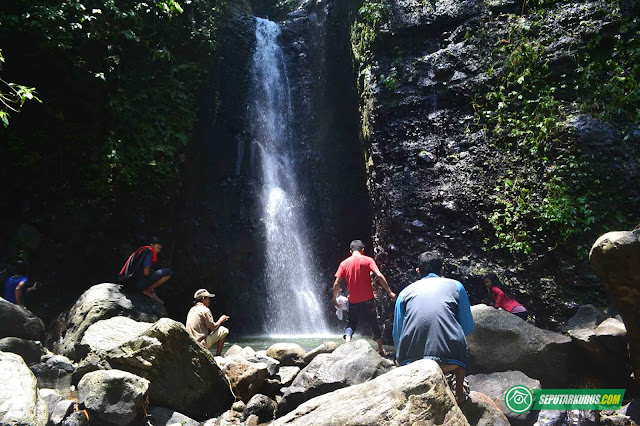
<box><xmin>149</xmin><ymin>236</ymin><xmax>163</xmax><ymax>254</ymax></box>
<box><xmin>416</xmin><ymin>251</ymin><xmax>444</xmax><ymax>276</ymax></box>
<box><xmin>194</xmin><ymin>288</ymin><xmax>214</xmax><ymax>306</ymax></box>
<box><xmin>349</xmin><ymin>240</ymin><xmax>365</xmax><ymax>253</ymax></box>
<box><xmin>484</xmin><ymin>272</ymin><xmax>501</xmax><ymax>289</ymax></box>
<box><xmin>14</xmin><ymin>260</ymin><xmax>28</xmax><ymax>276</ymax></box>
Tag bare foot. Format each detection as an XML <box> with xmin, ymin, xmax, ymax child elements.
<box><xmin>143</xmin><ymin>290</ymin><xmax>163</xmax><ymax>303</ymax></box>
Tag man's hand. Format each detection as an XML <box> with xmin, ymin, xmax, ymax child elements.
<box><xmin>333</xmin><ymin>299</ymin><xmax>341</xmax><ymax>309</ymax></box>
<box><xmin>218</xmin><ymin>315</ymin><xmax>229</xmax><ymax>323</ymax></box>
<box><xmin>389</xmin><ymin>291</ymin><xmax>397</xmax><ymax>302</ymax></box>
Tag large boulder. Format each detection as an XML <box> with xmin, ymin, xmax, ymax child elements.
<box><xmin>81</xmin><ymin>316</ymin><xmax>153</xmax><ymax>352</ymax></box>
<box><xmin>266</xmin><ymin>343</ymin><xmax>307</xmax><ymax>367</ymax></box>
<box><xmin>75</xmin><ymin>318</ymin><xmax>234</xmax><ymax>421</ymax></box>
<box><xmin>272</xmin><ymin>359</ymin><xmax>469</xmax><ymax>425</ymax></box>
<box><xmin>39</xmin><ymin>388</ymin><xmax>63</xmax><ymax>421</ymax></box>
<box><xmin>0</xmin><ymin>337</ymin><xmax>46</xmax><ymax>365</ymax></box>
<box><xmin>590</xmin><ymin>230</ymin><xmax>640</xmax><ymax>383</ymax></box>
<box><xmin>276</xmin><ymin>340</ymin><xmax>394</xmax><ymax>416</ymax></box>
<box><xmin>47</xmin><ymin>283</ymin><xmax>167</xmax><ymax>360</ymax></box>
<box><xmin>467</xmin><ymin>370</ymin><xmax>541</xmax><ymax>426</ymax></box>
<box><xmin>0</xmin><ymin>297</ymin><xmax>46</xmax><ymax>341</ymax></box>
<box><xmin>50</xmin><ymin>399</ymin><xmax>76</xmax><ymax>426</ymax></box>
<box><xmin>78</xmin><ymin>369</ymin><xmax>149</xmax><ymax>426</ymax></box>
<box><xmin>467</xmin><ymin>305</ymin><xmax>572</xmax><ymax>386</ymax></box>
<box><xmin>217</xmin><ymin>355</ymin><xmax>270</xmax><ymax>402</ymax></box>
<box><xmin>0</xmin><ymin>351</ymin><xmax>48</xmax><ymax>426</ymax></box>
<box><xmin>459</xmin><ymin>391</ymin><xmax>510</xmax><ymax>426</ymax></box>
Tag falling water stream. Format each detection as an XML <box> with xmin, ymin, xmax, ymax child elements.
<box><xmin>248</xmin><ymin>18</ymin><xmax>329</xmax><ymax>335</ymax></box>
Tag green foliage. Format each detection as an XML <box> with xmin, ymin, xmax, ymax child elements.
<box><xmin>358</xmin><ymin>1</ymin><xmax>388</xmax><ymax>24</ymax></box>
<box><xmin>380</xmin><ymin>70</ymin><xmax>399</xmax><ymax>91</ymax></box>
<box><xmin>0</xmin><ymin>0</ymin><xmax>227</xmax><ymax>213</ymax></box>
<box><xmin>477</xmin><ymin>4</ymin><xmax>639</xmax><ymax>254</ymax></box>
<box><xmin>0</xmin><ymin>50</ymin><xmax>41</xmax><ymax>127</ymax></box>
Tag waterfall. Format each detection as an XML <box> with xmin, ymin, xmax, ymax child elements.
<box><xmin>248</xmin><ymin>17</ymin><xmax>328</xmax><ymax>335</ymax></box>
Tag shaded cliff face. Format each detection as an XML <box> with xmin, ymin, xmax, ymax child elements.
<box><xmin>353</xmin><ymin>0</ymin><xmax>640</xmax><ymax>333</ymax></box>
<box><xmin>171</xmin><ymin>0</ymin><xmax>369</xmax><ymax>333</ymax></box>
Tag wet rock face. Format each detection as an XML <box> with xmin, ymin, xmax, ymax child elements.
<box><xmin>353</xmin><ymin>0</ymin><xmax>640</xmax><ymax>333</ymax></box>
<box><xmin>0</xmin><ymin>298</ymin><xmax>46</xmax><ymax>342</ymax></box>
<box><xmin>590</xmin><ymin>230</ymin><xmax>640</xmax><ymax>382</ymax></box>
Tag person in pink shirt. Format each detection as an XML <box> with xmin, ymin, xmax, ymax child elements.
<box><xmin>333</xmin><ymin>240</ymin><xmax>396</xmax><ymax>355</ymax></box>
<box><xmin>485</xmin><ymin>272</ymin><xmax>528</xmax><ymax>320</ymax></box>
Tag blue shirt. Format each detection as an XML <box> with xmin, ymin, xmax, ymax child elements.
<box><xmin>393</xmin><ymin>274</ymin><xmax>474</xmax><ymax>368</ymax></box>
<box><xmin>4</xmin><ymin>275</ymin><xmax>29</xmax><ymax>305</ymax></box>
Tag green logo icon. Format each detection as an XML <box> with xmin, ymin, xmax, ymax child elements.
<box><xmin>505</xmin><ymin>385</ymin><xmax>534</xmax><ymax>413</ymax></box>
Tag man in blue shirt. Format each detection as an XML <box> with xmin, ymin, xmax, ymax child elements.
<box><xmin>4</xmin><ymin>261</ymin><xmax>38</xmax><ymax>308</ymax></box>
<box><xmin>392</xmin><ymin>251</ymin><xmax>474</xmax><ymax>404</ymax></box>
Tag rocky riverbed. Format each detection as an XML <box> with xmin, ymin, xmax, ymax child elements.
<box><xmin>1</xmin><ymin>281</ymin><xmax>639</xmax><ymax>426</ymax></box>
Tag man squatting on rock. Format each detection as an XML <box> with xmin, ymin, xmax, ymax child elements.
<box><xmin>119</xmin><ymin>236</ymin><xmax>171</xmax><ymax>303</ymax></box>
<box><xmin>333</xmin><ymin>239</ymin><xmax>396</xmax><ymax>355</ymax></box>
<box><xmin>3</xmin><ymin>261</ymin><xmax>38</xmax><ymax>308</ymax></box>
<box><xmin>393</xmin><ymin>250</ymin><xmax>474</xmax><ymax>404</ymax></box>
<box><xmin>186</xmin><ymin>288</ymin><xmax>229</xmax><ymax>356</ymax></box>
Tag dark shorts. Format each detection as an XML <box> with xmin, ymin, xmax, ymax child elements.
<box><xmin>134</xmin><ymin>268</ymin><xmax>172</xmax><ymax>291</ymax></box>
<box><xmin>344</xmin><ymin>298</ymin><xmax>381</xmax><ymax>340</ymax></box>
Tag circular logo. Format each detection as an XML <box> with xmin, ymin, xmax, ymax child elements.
<box><xmin>504</xmin><ymin>385</ymin><xmax>534</xmax><ymax>413</ymax></box>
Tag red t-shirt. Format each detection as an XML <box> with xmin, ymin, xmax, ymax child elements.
<box><xmin>335</xmin><ymin>253</ymin><xmax>379</xmax><ymax>303</ymax></box>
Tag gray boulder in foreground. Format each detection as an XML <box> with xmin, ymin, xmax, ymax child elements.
<box><xmin>0</xmin><ymin>297</ymin><xmax>46</xmax><ymax>341</ymax></box>
<box><xmin>303</xmin><ymin>341</ymin><xmax>338</xmax><ymax>364</ymax></box>
<box><xmin>78</xmin><ymin>369</ymin><xmax>149</xmax><ymax>425</ymax></box>
<box><xmin>75</xmin><ymin>318</ymin><xmax>234</xmax><ymax>421</ymax></box>
<box><xmin>272</xmin><ymin>359</ymin><xmax>469</xmax><ymax>425</ymax></box>
<box><xmin>81</xmin><ymin>316</ymin><xmax>153</xmax><ymax>353</ymax></box>
<box><xmin>0</xmin><ymin>351</ymin><xmax>48</xmax><ymax>426</ymax></box>
<box><xmin>47</xmin><ymin>283</ymin><xmax>167</xmax><ymax>361</ymax></box>
<box><xmin>468</xmin><ymin>305</ymin><xmax>572</xmax><ymax>386</ymax></box>
<box><xmin>276</xmin><ymin>339</ymin><xmax>394</xmax><ymax>417</ymax></box>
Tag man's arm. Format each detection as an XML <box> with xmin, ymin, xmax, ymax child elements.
<box><xmin>372</xmin><ymin>270</ymin><xmax>396</xmax><ymax>301</ymax></box>
<box><xmin>15</xmin><ymin>280</ymin><xmax>26</xmax><ymax>306</ymax></box>
<box><xmin>456</xmin><ymin>282</ymin><xmax>475</xmax><ymax>336</ymax></box>
<box><xmin>333</xmin><ymin>276</ymin><xmax>343</xmax><ymax>308</ymax></box>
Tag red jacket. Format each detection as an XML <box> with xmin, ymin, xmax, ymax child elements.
<box><xmin>491</xmin><ymin>286</ymin><xmax>522</xmax><ymax>312</ymax></box>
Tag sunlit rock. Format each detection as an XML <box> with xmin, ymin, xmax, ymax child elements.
<box><xmin>273</xmin><ymin>359</ymin><xmax>468</xmax><ymax>425</ymax></box>
<box><xmin>47</xmin><ymin>283</ymin><xmax>166</xmax><ymax>361</ymax></box>
<box><xmin>303</xmin><ymin>341</ymin><xmax>338</xmax><ymax>364</ymax></box>
<box><xmin>74</xmin><ymin>318</ymin><xmax>234</xmax><ymax>421</ymax></box>
<box><xmin>266</xmin><ymin>342</ymin><xmax>307</xmax><ymax>367</ymax></box>
<box><xmin>148</xmin><ymin>406</ymin><xmax>200</xmax><ymax>426</ymax></box>
<box><xmin>243</xmin><ymin>394</ymin><xmax>276</xmax><ymax>423</ymax></box>
<box><xmin>0</xmin><ymin>351</ymin><xmax>48</xmax><ymax>426</ymax></box>
<box><xmin>276</xmin><ymin>340</ymin><xmax>393</xmax><ymax>417</ymax></box>
<box><xmin>220</xmin><ymin>356</ymin><xmax>269</xmax><ymax>402</ymax></box>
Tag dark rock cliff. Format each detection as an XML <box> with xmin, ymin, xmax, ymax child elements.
<box><xmin>352</xmin><ymin>0</ymin><xmax>640</xmax><ymax>336</ymax></box>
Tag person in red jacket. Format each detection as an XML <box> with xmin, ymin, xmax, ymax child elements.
<box><xmin>484</xmin><ymin>272</ymin><xmax>528</xmax><ymax>320</ymax></box>
<box><xmin>119</xmin><ymin>237</ymin><xmax>171</xmax><ymax>303</ymax></box>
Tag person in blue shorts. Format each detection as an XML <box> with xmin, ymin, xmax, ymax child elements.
<box><xmin>393</xmin><ymin>250</ymin><xmax>474</xmax><ymax>404</ymax></box>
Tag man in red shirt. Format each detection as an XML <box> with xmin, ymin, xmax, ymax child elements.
<box><xmin>332</xmin><ymin>240</ymin><xmax>396</xmax><ymax>354</ymax></box>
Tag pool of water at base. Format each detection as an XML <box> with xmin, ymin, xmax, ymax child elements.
<box><xmin>223</xmin><ymin>335</ymin><xmax>395</xmax><ymax>354</ymax></box>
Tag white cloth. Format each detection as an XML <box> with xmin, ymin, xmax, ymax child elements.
<box><xmin>335</xmin><ymin>296</ymin><xmax>348</xmax><ymax>320</ymax></box>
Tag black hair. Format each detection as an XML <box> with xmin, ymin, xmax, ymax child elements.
<box><xmin>14</xmin><ymin>260</ymin><xmax>28</xmax><ymax>276</ymax></box>
<box><xmin>485</xmin><ymin>272</ymin><xmax>517</xmax><ymax>300</ymax></box>
<box><xmin>485</xmin><ymin>272</ymin><xmax>502</xmax><ymax>287</ymax></box>
<box><xmin>350</xmin><ymin>240</ymin><xmax>365</xmax><ymax>252</ymax></box>
<box><xmin>417</xmin><ymin>251</ymin><xmax>443</xmax><ymax>275</ymax></box>
<box><xmin>149</xmin><ymin>236</ymin><xmax>162</xmax><ymax>245</ymax></box>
